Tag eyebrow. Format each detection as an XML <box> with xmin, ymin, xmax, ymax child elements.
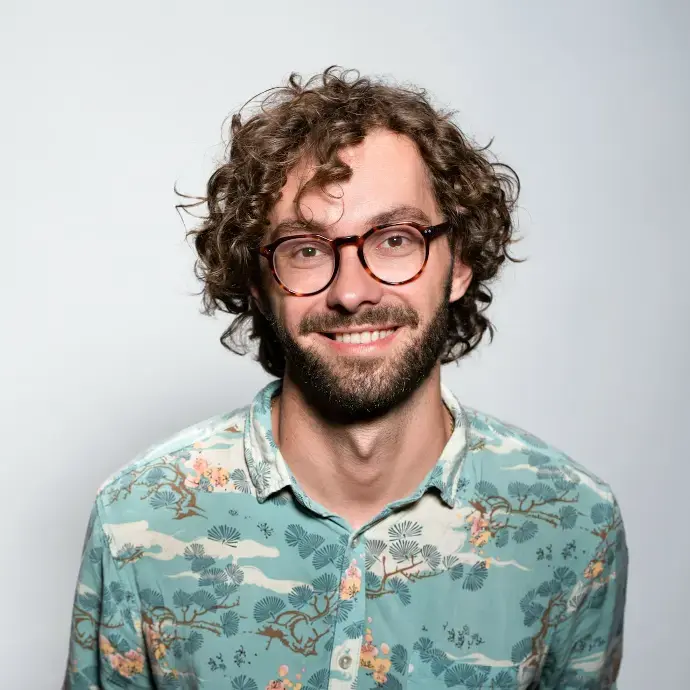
<box><xmin>268</xmin><ymin>205</ymin><xmax>434</xmax><ymax>243</ymax></box>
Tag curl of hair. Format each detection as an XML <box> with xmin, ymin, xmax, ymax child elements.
<box><xmin>177</xmin><ymin>66</ymin><xmax>524</xmax><ymax>378</ymax></box>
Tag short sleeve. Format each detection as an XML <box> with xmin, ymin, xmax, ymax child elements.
<box><xmin>541</xmin><ymin>497</ymin><xmax>629</xmax><ymax>689</ymax></box>
<box><xmin>63</xmin><ymin>500</ymin><xmax>152</xmax><ymax>689</ymax></box>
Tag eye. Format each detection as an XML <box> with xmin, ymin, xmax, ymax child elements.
<box><xmin>370</xmin><ymin>227</ymin><xmax>420</xmax><ymax>254</ymax></box>
<box><xmin>381</xmin><ymin>235</ymin><xmax>409</xmax><ymax>249</ymax></box>
<box><xmin>291</xmin><ymin>244</ymin><xmax>325</xmax><ymax>259</ymax></box>
<box><xmin>298</xmin><ymin>246</ymin><xmax>322</xmax><ymax>258</ymax></box>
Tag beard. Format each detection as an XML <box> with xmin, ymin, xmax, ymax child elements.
<box><xmin>266</xmin><ymin>279</ymin><xmax>451</xmax><ymax>424</ymax></box>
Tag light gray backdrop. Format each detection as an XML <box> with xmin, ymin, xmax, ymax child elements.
<box><xmin>4</xmin><ymin>0</ymin><xmax>689</xmax><ymax>687</ymax></box>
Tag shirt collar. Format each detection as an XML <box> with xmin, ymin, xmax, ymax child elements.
<box><xmin>244</xmin><ymin>380</ymin><xmax>469</xmax><ymax>508</ymax></box>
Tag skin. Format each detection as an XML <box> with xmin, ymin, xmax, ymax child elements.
<box><xmin>252</xmin><ymin>128</ymin><xmax>473</xmax><ymax>530</ymax></box>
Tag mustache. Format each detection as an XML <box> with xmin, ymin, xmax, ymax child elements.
<box><xmin>299</xmin><ymin>305</ymin><xmax>420</xmax><ymax>335</ymax></box>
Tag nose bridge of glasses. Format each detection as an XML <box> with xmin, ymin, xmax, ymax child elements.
<box><xmin>332</xmin><ymin>234</ymin><xmax>364</xmax><ymax>251</ymax></box>
<box><xmin>327</xmin><ymin>234</ymin><xmax>381</xmax><ymax>300</ymax></box>
<box><xmin>330</xmin><ymin>235</ymin><xmax>367</xmax><ymax>277</ymax></box>
<box><xmin>331</xmin><ymin>234</ymin><xmax>368</xmax><ymax>279</ymax></box>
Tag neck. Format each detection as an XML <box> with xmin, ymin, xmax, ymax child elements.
<box><xmin>271</xmin><ymin>367</ymin><xmax>453</xmax><ymax>530</ymax></box>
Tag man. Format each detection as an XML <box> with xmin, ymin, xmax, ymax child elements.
<box><xmin>65</xmin><ymin>68</ymin><xmax>627</xmax><ymax>689</ymax></box>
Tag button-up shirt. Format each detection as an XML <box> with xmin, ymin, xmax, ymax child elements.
<box><xmin>65</xmin><ymin>381</ymin><xmax>627</xmax><ymax>689</ymax></box>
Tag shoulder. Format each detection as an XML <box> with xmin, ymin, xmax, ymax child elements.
<box><xmin>93</xmin><ymin>403</ymin><xmax>250</xmax><ymax>521</ymax></box>
<box><xmin>459</xmin><ymin>405</ymin><xmax>624</xmax><ymax>547</ymax></box>
<box><xmin>463</xmin><ymin>405</ymin><xmax>616</xmax><ymax>498</ymax></box>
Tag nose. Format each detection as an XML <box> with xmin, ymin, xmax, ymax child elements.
<box><xmin>325</xmin><ymin>244</ymin><xmax>383</xmax><ymax>312</ymax></box>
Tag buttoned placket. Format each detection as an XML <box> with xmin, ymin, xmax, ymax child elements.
<box><xmin>327</xmin><ymin>529</ymin><xmax>367</xmax><ymax>687</ymax></box>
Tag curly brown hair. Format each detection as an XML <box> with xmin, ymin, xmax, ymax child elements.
<box><xmin>177</xmin><ymin>66</ymin><xmax>523</xmax><ymax>378</ymax></box>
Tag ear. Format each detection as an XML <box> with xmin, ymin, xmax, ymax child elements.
<box><xmin>249</xmin><ymin>285</ymin><xmax>268</xmax><ymax>317</ymax></box>
<box><xmin>449</xmin><ymin>254</ymin><xmax>473</xmax><ymax>304</ymax></box>
<box><xmin>447</xmin><ymin>207</ymin><xmax>472</xmax><ymax>303</ymax></box>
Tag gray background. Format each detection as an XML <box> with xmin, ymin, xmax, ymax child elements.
<box><xmin>3</xmin><ymin>0</ymin><xmax>689</xmax><ymax>686</ymax></box>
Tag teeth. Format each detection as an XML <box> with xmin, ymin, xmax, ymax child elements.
<box><xmin>334</xmin><ymin>329</ymin><xmax>395</xmax><ymax>344</ymax></box>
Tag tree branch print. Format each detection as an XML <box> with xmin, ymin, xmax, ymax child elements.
<box><xmin>106</xmin><ymin>455</ymin><xmax>205</xmax><ymax>520</ymax></box>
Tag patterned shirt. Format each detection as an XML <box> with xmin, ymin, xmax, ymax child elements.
<box><xmin>65</xmin><ymin>381</ymin><xmax>627</xmax><ymax>690</ymax></box>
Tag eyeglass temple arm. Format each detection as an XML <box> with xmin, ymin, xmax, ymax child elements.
<box><xmin>424</xmin><ymin>221</ymin><xmax>452</xmax><ymax>239</ymax></box>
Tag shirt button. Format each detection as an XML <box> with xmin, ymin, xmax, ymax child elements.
<box><xmin>339</xmin><ymin>654</ymin><xmax>353</xmax><ymax>670</ymax></box>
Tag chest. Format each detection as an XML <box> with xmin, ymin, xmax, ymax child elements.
<box><xmin>126</xmin><ymin>508</ymin><xmax>555</xmax><ymax>689</ymax></box>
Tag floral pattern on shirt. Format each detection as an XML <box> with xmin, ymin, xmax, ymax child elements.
<box><xmin>64</xmin><ymin>380</ymin><xmax>627</xmax><ymax>689</ymax></box>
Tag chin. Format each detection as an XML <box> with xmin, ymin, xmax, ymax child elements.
<box><xmin>291</xmin><ymin>351</ymin><xmax>435</xmax><ymax>424</ymax></box>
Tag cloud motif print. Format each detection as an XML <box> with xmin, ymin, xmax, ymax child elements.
<box><xmin>64</xmin><ymin>381</ymin><xmax>627</xmax><ymax>689</ymax></box>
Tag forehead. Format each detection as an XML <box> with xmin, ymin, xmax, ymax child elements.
<box><xmin>268</xmin><ymin>128</ymin><xmax>438</xmax><ymax>230</ymax></box>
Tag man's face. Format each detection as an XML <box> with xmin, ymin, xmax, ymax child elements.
<box><xmin>257</xmin><ymin>128</ymin><xmax>471</xmax><ymax>422</ymax></box>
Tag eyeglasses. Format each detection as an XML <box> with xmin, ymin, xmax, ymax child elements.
<box><xmin>259</xmin><ymin>221</ymin><xmax>451</xmax><ymax>296</ymax></box>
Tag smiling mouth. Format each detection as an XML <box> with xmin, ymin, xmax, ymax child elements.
<box><xmin>321</xmin><ymin>327</ymin><xmax>399</xmax><ymax>344</ymax></box>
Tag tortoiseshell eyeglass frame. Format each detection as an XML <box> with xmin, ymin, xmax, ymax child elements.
<box><xmin>258</xmin><ymin>221</ymin><xmax>451</xmax><ymax>296</ymax></box>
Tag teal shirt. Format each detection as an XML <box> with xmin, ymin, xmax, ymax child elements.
<box><xmin>65</xmin><ymin>381</ymin><xmax>627</xmax><ymax>689</ymax></box>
